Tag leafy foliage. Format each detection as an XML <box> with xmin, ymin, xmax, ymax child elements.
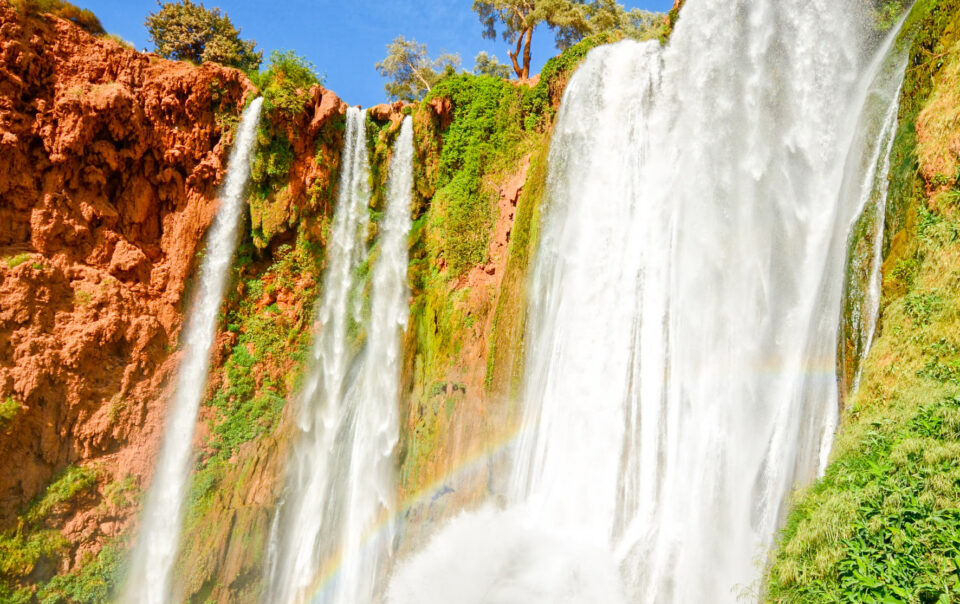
<box><xmin>0</xmin><ymin>466</ymin><xmax>98</xmax><ymax>589</ymax></box>
<box><xmin>145</xmin><ymin>0</ymin><xmax>261</xmax><ymax>71</ymax></box>
<box><xmin>248</xmin><ymin>50</ymin><xmax>325</xmax><ymax>247</ymax></box>
<box><xmin>376</xmin><ymin>36</ymin><xmax>461</xmax><ymax>101</ymax></box>
<box><xmin>473</xmin><ymin>0</ymin><xmax>660</xmax><ymax>77</ymax></box>
<box><xmin>473</xmin><ymin>51</ymin><xmax>512</xmax><ymax>79</ymax></box>
<box><xmin>559</xmin><ymin>0</ymin><xmax>664</xmax><ymax>49</ymax></box>
<box><xmin>252</xmin><ymin>50</ymin><xmax>322</xmax><ymax>118</ymax></box>
<box><xmin>186</xmin><ymin>234</ymin><xmax>324</xmax><ymax>521</ymax></box>
<box><xmin>473</xmin><ymin>0</ymin><xmax>587</xmax><ymax>78</ymax></box>
<box><xmin>12</xmin><ymin>0</ymin><xmax>104</xmax><ymax>35</ymax></box>
<box><xmin>871</xmin><ymin>0</ymin><xmax>912</xmax><ymax>31</ymax></box>
<box><xmin>767</xmin><ymin>394</ymin><xmax>960</xmax><ymax>603</ymax></box>
<box><xmin>420</xmin><ymin>74</ymin><xmax>526</xmax><ymax>273</ymax></box>
<box><xmin>35</xmin><ymin>543</ymin><xmax>123</xmax><ymax>604</ymax></box>
<box><xmin>521</xmin><ymin>32</ymin><xmax>616</xmax><ymax>128</ymax></box>
<box><xmin>3</xmin><ymin>253</ymin><xmax>31</xmax><ymax>269</ymax></box>
<box><xmin>0</xmin><ymin>397</ymin><xmax>19</xmax><ymax>430</ymax></box>
<box><xmin>24</xmin><ymin>466</ymin><xmax>98</xmax><ymax>526</ymax></box>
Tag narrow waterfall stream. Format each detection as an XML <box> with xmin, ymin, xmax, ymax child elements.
<box><xmin>266</xmin><ymin>114</ymin><xmax>414</xmax><ymax>604</ymax></box>
<box><xmin>387</xmin><ymin>2</ymin><xmax>909</xmax><ymax>603</ymax></box>
<box><xmin>122</xmin><ymin>97</ymin><xmax>263</xmax><ymax>604</ymax></box>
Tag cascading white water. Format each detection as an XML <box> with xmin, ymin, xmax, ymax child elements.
<box><xmin>843</xmin><ymin>60</ymin><xmax>907</xmax><ymax>392</ymax></box>
<box><xmin>387</xmin><ymin>2</ymin><xmax>909</xmax><ymax>603</ymax></box>
<box><xmin>122</xmin><ymin>97</ymin><xmax>263</xmax><ymax>604</ymax></box>
<box><xmin>266</xmin><ymin>114</ymin><xmax>414</xmax><ymax>604</ymax></box>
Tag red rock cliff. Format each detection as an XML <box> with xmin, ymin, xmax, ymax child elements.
<box><xmin>0</xmin><ymin>2</ymin><xmax>254</xmax><ymax>530</ymax></box>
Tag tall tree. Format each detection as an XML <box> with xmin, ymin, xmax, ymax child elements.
<box><xmin>146</xmin><ymin>0</ymin><xmax>261</xmax><ymax>71</ymax></box>
<box><xmin>376</xmin><ymin>36</ymin><xmax>461</xmax><ymax>101</ymax></box>
<box><xmin>472</xmin><ymin>0</ymin><xmax>587</xmax><ymax>79</ymax></box>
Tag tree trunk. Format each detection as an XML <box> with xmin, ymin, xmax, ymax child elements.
<box><xmin>508</xmin><ymin>33</ymin><xmax>525</xmax><ymax>79</ymax></box>
<box><xmin>521</xmin><ymin>27</ymin><xmax>533</xmax><ymax>80</ymax></box>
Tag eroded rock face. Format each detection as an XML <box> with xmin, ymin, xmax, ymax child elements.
<box><xmin>0</xmin><ymin>4</ymin><xmax>254</xmax><ymax>531</ymax></box>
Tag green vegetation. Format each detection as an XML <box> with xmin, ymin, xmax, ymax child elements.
<box><xmin>203</xmin><ymin>238</ymin><xmax>320</xmax><ymax>468</ymax></box>
<box><xmin>485</xmin><ymin>131</ymin><xmax>550</xmax><ymax>397</ymax></box>
<box><xmin>252</xmin><ymin>50</ymin><xmax>322</xmax><ymax>119</ymax></box>
<box><xmin>248</xmin><ymin>50</ymin><xmax>337</xmax><ymax>248</ymax></box>
<box><xmin>35</xmin><ymin>543</ymin><xmax>123</xmax><ymax>604</ymax></box>
<box><xmin>473</xmin><ymin>51</ymin><xmax>512</xmax><ymax>78</ymax></box>
<box><xmin>473</xmin><ymin>0</ymin><xmax>662</xmax><ymax>78</ymax></box>
<box><xmin>767</xmin><ymin>1</ymin><xmax>960</xmax><ymax>601</ymax></box>
<box><xmin>0</xmin><ymin>466</ymin><xmax>99</xmax><ymax>594</ymax></box>
<box><xmin>145</xmin><ymin>0</ymin><xmax>261</xmax><ymax>70</ymax></box>
<box><xmin>4</xmin><ymin>253</ymin><xmax>31</xmax><ymax>269</ymax></box>
<box><xmin>872</xmin><ymin>0</ymin><xmax>912</xmax><ymax>31</ymax></box>
<box><xmin>419</xmin><ymin>74</ymin><xmax>525</xmax><ymax>273</ymax></box>
<box><xmin>767</xmin><ymin>392</ymin><xmax>960</xmax><ymax>602</ymax></box>
<box><xmin>24</xmin><ymin>466</ymin><xmax>98</xmax><ymax>525</ymax></box>
<box><xmin>184</xmin><ymin>233</ymin><xmax>323</xmax><ymax>529</ymax></box>
<box><xmin>12</xmin><ymin>0</ymin><xmax>104</xmax><ymax>34</ymax></box>
<box><xmin>0</xmin><ymin>397</ymin><xmax>20</xmax><ymax>430</ymax></box>
<box><xmin>175</xmin><ymin>227</ymin><xmax>331</xmax><ymax>599</ymax></box>
<box><xmin>376</xmin><ymin>36</ymin><xmax>461</xmax><ymax>101</ymax></box>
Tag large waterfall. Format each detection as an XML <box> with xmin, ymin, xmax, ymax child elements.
<box><xmin>266</xmin><ymin>114</ymin><xmax>414</xmax><ymax>604</ymax></box>
<box><xmin>122</xmin><ymin>97</ymin><xmax>263</xmax><ymax>604</ymax></box>
<box><xmin>387</xmin><ymin>1</ymin><xmax>908</xmax><ymax>602</ymax></box>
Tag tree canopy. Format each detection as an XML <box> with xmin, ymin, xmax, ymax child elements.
<box><xmin>472</xmin><ymin>0</ymin><xmax>663</xmax><ymax>79</ymax></box>
<box><xmin>473</xmin><ymin>0</ymin><xmax>587</xmax><ymax>79</ymax></box>
<box><xmin>473</xmin><ymin>51</ymin><xmax>513</xmax><ymax>78</ymax></box>
<box><xmin>145</xmin><ymin>0</ymin><xmax>262</xmax><ymax>71</ymax></box>
<box><xmin>376</xmin><ymin>36</ymin><xmax>461</xmax><ymax>102</ymax></box>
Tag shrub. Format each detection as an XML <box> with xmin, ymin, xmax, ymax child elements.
<box><xmin>35</xmin><ymin>543</ymin><xmax>123</xmax><ymax>604</ymax></box>
<box><xmin>13</xmin><ymin>0</ymin><xmax>104</xmax><ymax>35</ymax></box>
<box><xmin>252</xmin><ymin>50</ymin><xmax>322</xmax><ymax>118</ymax></box>
<box><xmin>145</xmin><ymin>0</ymin><xmax>261</xmax><ymax>70</ymax></box>
<box><xmin>0</xmin><ymin>397</ymin><xmax>19</xmax><ymax>429</ymax></box>
<box><xmin>4</xmin><ymin>253</ymin><xmax>31</xmax><ymax>269</ymax></box>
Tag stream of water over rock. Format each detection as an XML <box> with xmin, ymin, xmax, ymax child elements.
<box><xmin>123</xmin><ymin>97</ymin><xmax>263</xmax><ymax>604</ymax></box>
<box><xmin>265</xmin><ymin>113</ymin><xmax>414</xmax><ymax>604</ymax></box>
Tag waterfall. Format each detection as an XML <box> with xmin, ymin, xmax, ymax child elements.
<box><xmin>386</xmin><ymin>2</ymin><xmax>909</xmax><ymax>603</ymax></box>
<box><xmin>122</xmin><ymin>97</ymin><xmax>263</xmax><ymax>604</ymax></box>
<box><xmin>266</xmin><ymin>114</ymin><xmax>413</xmax><ymax>604</ymax></box>
<box><xmin>843</xmin><ymin>66</ymin><xmax>906</xmax><ymax>393</ymax></box>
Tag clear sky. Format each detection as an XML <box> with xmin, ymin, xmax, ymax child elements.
<box><xmin>77</xmin><ymin>0</ymin><xmax>674</xmax><ymax>107</ymax></box>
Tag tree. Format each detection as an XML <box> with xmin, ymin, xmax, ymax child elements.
<box><xmin>473</xmin><ymin>51</ymin><xmax>513</xmax><ymax>78</ymax></box>
<box><xmin>472</xmin><ymin>0</ymin><xmax>588</xmax><ymax>79</ymax></box>
<box><xmin>145</xmin><ymin>0</ymin><xmax>262</xmax><ymax>71</ymax></box>
<box><xmin>376</xmin><ymin>36</ymin><xmax>461</xmax><ymax>102</ymax></box>
<box><xmin>557</xmin><ymin>0</ymin><xmax>664</xmax><ymax>49</ymax></box>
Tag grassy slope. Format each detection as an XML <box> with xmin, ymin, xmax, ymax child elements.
<box><xmin>766</xmin><ymin>2</ymin><xmax>960</xmax><ymax>602</ymax></box>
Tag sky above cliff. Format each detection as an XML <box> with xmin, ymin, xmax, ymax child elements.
<box><xmin>79</xmin><ymin>0</ymin><xmax>673</xmax><ymax>107</ymax></box>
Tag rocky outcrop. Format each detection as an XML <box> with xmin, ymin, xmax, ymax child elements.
<box><xmin>0</xmin><ymin>1</ymin><xmax>253</xmax><ymax>541</ymax></box>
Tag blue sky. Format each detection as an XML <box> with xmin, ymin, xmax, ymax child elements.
<box><xmin>79</xmin><ymin>0</ymin><xmax>674</xmax><ymax>107</ymax></box>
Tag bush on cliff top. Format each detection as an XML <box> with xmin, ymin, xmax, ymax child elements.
<box><xmin>12</xmin><ymin>0</ymin><xmax>104</xmax><ymax>35</ymax></box>
<box><xmin>252</xmin><ymin>49</ymin><xmax>322</xmax><ymax>118</ymax></box>
<box><xmin>146</xmin><ymin>0</ymin><xmax>262</xmax><ymax>71</ymax></box>
<box><xmin>248</xmin><ymin>50</ymin><xmax>325</xmax><ymax>240</ymax></box>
